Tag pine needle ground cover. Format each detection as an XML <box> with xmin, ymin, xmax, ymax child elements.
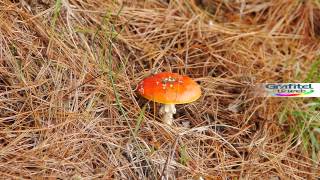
<box><xmin>0</xmin><ymin>0</ymin><xmax>319</xmax><ymax>179</ymax></box>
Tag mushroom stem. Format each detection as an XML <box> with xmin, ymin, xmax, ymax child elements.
<box><xmin>159</xmin><ymin>104</ymin><xmax>176</xmax><ymax>125</ymax></box>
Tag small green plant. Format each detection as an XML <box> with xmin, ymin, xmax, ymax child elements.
<box><xmin>303</xmin><ymin>57</ymin><xmax>320</xmax><ymax>82</ymax></box>
<box><xmin>290</xmin><ymin>107</ymin><xmax>320</xmax><ymax>163</ymax></box>
<box><xmin>279</xmin><ymin>100</ymin><xmax>320</xmax><ymax>164</ymax></box>
<box><xmin>179</xmin><ymin>145</ymin><xmax>190</xmax><ymax>166</ymax></box>
<box><xmin>51</xmin><ymin>0</ymin><xmax>62</xmax><ymax>30</ymax></box>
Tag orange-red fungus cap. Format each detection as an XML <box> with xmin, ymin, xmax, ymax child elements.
<box><xmin>137</xmin><ymin>72</ymin><xmax>201</xmax><ymax>104</ymax></box>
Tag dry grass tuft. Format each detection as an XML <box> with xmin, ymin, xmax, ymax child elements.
<box><xmin>0</xmin><ymin>0</ymin><xmax>319</xmax><ymax>179</ymax></box>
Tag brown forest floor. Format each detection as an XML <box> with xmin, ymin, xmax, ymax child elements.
<box><xmin>0</xmin><ymin>0</ymin><xmax>320</xmax><ymax>179</ymax></box>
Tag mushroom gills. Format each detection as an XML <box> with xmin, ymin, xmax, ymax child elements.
<box><xmin>159</xmin><ymin>104</ymin><xmax>176</xmax><ymax>125</ymax></box>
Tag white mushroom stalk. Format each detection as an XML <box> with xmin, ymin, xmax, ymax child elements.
<box><xmin>159</xmin><ymin>104</ymin><xmax>176</xmax><ymax>125</ymax></box>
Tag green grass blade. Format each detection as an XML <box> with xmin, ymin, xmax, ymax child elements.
<box><xmin>304</xmin><ymin>57</ymin><xmax>320</xmax><ymax>82</ymax></box>
<box><xmin>51</xmin><ymin>0</ymin><xmax>62</xmax><ymax>30</ymax></box>
<box><xmin>134</xmin><ymin>104</ymin><xmax>147</xmax><ymax>136</ymax></box>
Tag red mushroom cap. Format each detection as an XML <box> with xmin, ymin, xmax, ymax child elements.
<box><xmin>137</xmin><ymin>72</ymin><xmax>201</xmax><ymax>104</ymax></box>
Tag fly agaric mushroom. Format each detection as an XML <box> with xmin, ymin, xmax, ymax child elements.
<box><xmin>137</xmin><ymin>72</ymin><xmax>201</xmax><ymax>125</ymax></box>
